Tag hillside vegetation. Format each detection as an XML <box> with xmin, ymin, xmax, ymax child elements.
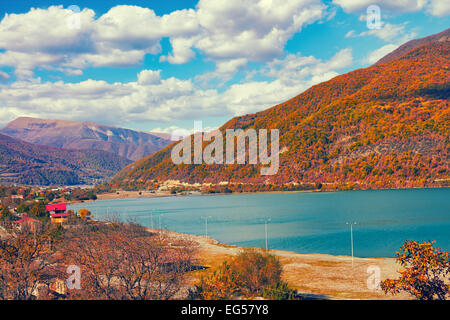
<box><xmin>111</xmin><ymin>32</ymin><xmax>449</xmax><ymax>191</ymax></box>
<box><xmin>0</xmin><ymin>133</ymin><xmax>131</xmax><ymax>185</ymax></box>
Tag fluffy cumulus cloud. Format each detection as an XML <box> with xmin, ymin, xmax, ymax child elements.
<box><xmin>0</xmin><ymin>1</ymin><xmax>445</xmax><ymax>129</ymax></box>
<box><xmin>333</xmin><ymin>0</ymin><xmax>449</xmax><ymax>16</ymax></box>
<box><xmin>0</xmin><ymin>74</ymin><xmax>214</xmax><ymax>124</ymax></box>
<box><xmin>0</xmin><ymin>5</ymin><xmax>201</xmax><ymax>78</ymax></box>
<box><xmin>193</xmin><ymin>0</ymin><xmax>325</xmax><ymax>61</ymax></box>
<box><xmin>0</xmin><ymin>1</ymin><xmax>325</xmax><ymax>79</ymax></box>
<box><xmin>364</xmin><ymin>43</ymin><xmax>399</xmax><ymax>64</ymax></box>
<box><xmin>0</xmin><ymin>46</ymin><xmax>353</xmax><ymax>127</ymax></box>
<box><xmin>0</xmin><ymin>1</ymin><xmax>337</xmax><ymax>127</ymax></box>
<box><xmin>222</xmin><ymin>48</ymin><xmax>353</xmax><ymax>115</ymax></box>
<box><xmin>426</xmin><ymin>0</ymin><xmax>450</xmax><ymax>16</ymax></box>
<box><xmin>357</xmin><ymin>22</ymin><xmax>415</xmax><ymax>42</ymax></box>
<box><xmin>354</xmin><ymin>21</ymin><xmax>417</xmax><ymax>66</ymax></box>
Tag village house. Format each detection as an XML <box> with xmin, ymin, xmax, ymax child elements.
<box><xmin>15</xmin><ymin>216</ymin><xmax>41</xmax><ymax>232</ymax></box>
<box><xmin>46</xmin><ymin>204</ymin><xmax>70</xmax><ymax>224</ymax></box>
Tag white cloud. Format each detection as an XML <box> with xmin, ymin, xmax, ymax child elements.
<box><xmin>348</xmin><ymin>21</ymin><xmax>416</xmax><ymax>67</ymax></box>
<box><xmin>427</xmin><ymin>0</ymin><xmax>450</xmax><ymax>16</ymax></box>
<box><xmin>0</xmin><ymin>2</ymin><xmax>326</xmax><ymax>80</ymax></box>
<box><xmin>264</xmin><ymin>48</ymin><xmax>352</xmax><ymax>82</ymax></box>
<box><xmin>225</xmin><ymin>48</ymin><xmax>353</xmax><ymax>115</ymax></box>
<box><xmin>151</xmin><ymin>125</ymin><xmax>218</xmax><ymax>137</ymax></box>
<box><xmin>192</xmin><ymin>0</ymin><xmax>325</xmax><ymax>61</ymax></box>
<box><xmin>364</xmin><ymin>43</ymin><xmax>399</xmax><ymax>64</ymax></box>
<box><xmin>345</xmin><ymin>30</ymin><xmax>357</xmax><ymax>38</ymax></box>
<box><xmin>138</xmin><ymin>70</ymin><xmax>162</xmax><ymax>85</ymax></box>
<box><xmin>0</xmin><ymin>71</ymin><xmax>10</xmax><ymax>82</ymax></box>
<box><xmin>346</xmin><ymin>22</ymin><xmax>417</xmax><ymax>46</ymax></box>
<box><xmin>333</xmin><ymin>0</ymin><xmax>449</xmax><ymax>16</ymax></box>
<box><xmin>360</xmin><ymin>22</ymin><xmax>418</xmax><ymax>66</ymax></box>
<box><xmin>195</xmin><ymin>58</ymin><xmax>249</xmax><ymax>87</ymax></box>
<box><xmin>0</xmin><ymin>48</ymin><xmax>354</xmax><ymax>127</ymax></box>
<box><xmin>160</xmin><ymin>37</ymin><xmax>198</xmax><ymax>64</ymax></box>
<box><xmin>0</xmin><ymin>6</ymin><xmax>96</xmax><ymax>53</ymax></box>
<box><xmin>334</xmin><ymin>0</ymin><xmax>425</xmax><ymax>13</ymax></box>
<box><xmin>360</xmin><ymin>22</ymin><xmax>408</xmax><ymax>42</ymax></box>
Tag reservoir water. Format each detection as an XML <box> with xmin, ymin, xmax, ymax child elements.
<box><xmin>69</xmin><ymin>188</ymin><xmax>450</xmax><ymax>257</ymax></box>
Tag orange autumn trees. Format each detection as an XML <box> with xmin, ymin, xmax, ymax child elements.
<box><xmin>381</xmin><ymin>240</ymin><xmax>450</xmax><ymax>300</ymax></box>
<box><xmin>0</xmin><ymin>218</ymin><xmax>197</xmax><ymax>300</ymax></box>
<box><xmin>110</xmin><ymin>35</ymin><xmax>449</xmax><ymax>191</ymax></box>
<box><xmin>189</xmin><ymin>249</ymin><xmax>299</xmax><ymax>300</ymax></box>
<box><xmin>0</xmin><ymin>224</ymin><xmax>62</xmax><ymax>300</ymax></box>
<box><xmin>189</xmin><ymin>261</ymin><xmax>243</xmax><ymax>300</ymax></box>
<box><xmin>61</xmin><ymin>222</ymin><xmax>196</xmax><ymax>300</ymax></box>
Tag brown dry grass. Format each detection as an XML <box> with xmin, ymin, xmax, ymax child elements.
<box><xmin>153</xmin><ymin>229</ymin><xmax>414</xmax><ymax>300</ymax></box>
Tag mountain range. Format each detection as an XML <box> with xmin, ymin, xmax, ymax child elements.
<box><xmin>111</xmin><ymin>29</ymin><xmax>449</xmax><ymax>191</ymax></box>
<box><xmin>0</xmin><ymin>133</ymin><xmax>131</xmax><ymax>186</ymax></box>
<box><xmin>1</xmin><ymin>117</ymin><xmax>172</xmax><ymax>161</ymax></box>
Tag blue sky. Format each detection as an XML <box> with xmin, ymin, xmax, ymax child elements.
<box><xmin>0</xmin><ymin>0</ymin><xmax>448</xmax><ymax>133</ymax></box>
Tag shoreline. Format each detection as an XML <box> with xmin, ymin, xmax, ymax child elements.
<box><xmin>152</xmin><ymin>228</ymin><xmax>413</xmax><ymax>300</ymax></box>
<box><xmin>67</xmin><ymin>187</ymin><xmax>448</xmax><ymax>299</ymax></box>
<box><xmin>70</xmin><ymin>185</ymin><xmax>449</xmax><ymax>205</ymax></box>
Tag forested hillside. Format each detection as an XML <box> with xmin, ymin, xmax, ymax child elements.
<box><xmin>111</xmin><ymin>32</ymin><xmax>449</xmax><ymax>191</ymax></box>
<box><xmin>0</xmin><ymin>134</ymin><xmax>131</xmax><ymax>185</ymax></box>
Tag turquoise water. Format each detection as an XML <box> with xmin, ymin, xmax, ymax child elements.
<box><xmin>69</xmin><ymin>188</ymin><xmax>450</xmax><ymax>257</ymax></box>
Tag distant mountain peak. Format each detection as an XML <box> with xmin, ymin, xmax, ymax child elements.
<box><xmin>0</xmin><ymin>133</ymin><xmax>131</xmax><ymax>186</ymax></box>
<box><xmin>1</xmin><ymin>117</ymin><xmax>172</xmax><ymax>161</ymax></box>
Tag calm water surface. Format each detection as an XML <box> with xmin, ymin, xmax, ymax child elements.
<box><xmin>69</xmin><ymin>188</ymin><xmax>450</xmax><ymax>257</ymax></box>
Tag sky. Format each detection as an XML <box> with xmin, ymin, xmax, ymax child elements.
<box><xmin>0</xmin><ymin>0</ymin><xmax>448</xmax><ymax>134</ymax></box>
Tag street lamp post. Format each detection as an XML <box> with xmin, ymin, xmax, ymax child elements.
<box><xmin>158</xmin><ymin>214</ymin><xmax>164</xmax><ymax>239</ymax></box>
<box><xmin>346</xmin><ymin>222</ymin><xmax>357</xmax><ymax>268</ymax></box>
<box><xmin>150</xmin><ymin>211</ymin><xmax>154</xmax><ymax>229</ymax></box>
<box><xmin>201</xmin><ymin>216</ymin><xmax>212</xmax><ymax>238</ymax></box>
<box><xmin>264</xmin><ymin>218</ymin><xmax>271</xmax><ymax>251</ymax></box>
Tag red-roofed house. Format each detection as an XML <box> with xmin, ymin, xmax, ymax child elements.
<box><xmin>46</xmin><ymin>204</ymin><xmax>70</xmax><ymax>224</ymax></box>
<box><xmin>50</xmin><ymin>213</ymin><xmax>70</xmax><ymax>224</ymax></box>
<box><xmin>46</xmin><ymin>204</ymin><xmax>67</xmax><ymax>213</ymax></box>
<box><xmin>16</xmin><ymin>217</ymin><xmax>41</xmax><ymax>232</ymax></box>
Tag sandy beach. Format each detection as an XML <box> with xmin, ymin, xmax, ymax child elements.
<box><xmin>97</xmin><ymin>190</ymin><xmax>174</xmax><ymax>200</ymax></box>
<box><xmin>152</xmin><ymin>228</ymin><xmax>413</xmax><ymax>300</ymax></box>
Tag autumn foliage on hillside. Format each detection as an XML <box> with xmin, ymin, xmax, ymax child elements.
<box><xmin>111</xmin><ymin>37</ymin><xmax>449</xmax><ymax>191</ymax></box>
<box><xmin>0</xmin><ymin>133</ymin><xmax>131</xmax><ymax>185</ymax></box>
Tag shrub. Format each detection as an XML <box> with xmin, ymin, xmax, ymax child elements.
<box><xmin>261</xmin><ymin>282</ymin><xmax>300</xmax><ymax>300</ymax></box>
<box><xmin>230</xmin><ymin>249</ymin><xmax>282</xmax><ymax>293</ymax></box>
<box><xmin>188</xmin><ymin>262</ymin><xmax>243</xmax><ymax>300</ymax></box>
<box><xmin>381</xmin><ymin>240</ymin><xmax>450</xmax><ymax>300</ymax></box>
<box><xmin>189</xmin><ymin>249</ymin><xmax>299</xmax><ymax>300</ymax></box>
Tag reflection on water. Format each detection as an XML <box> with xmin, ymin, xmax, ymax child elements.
<box><xmin>69</xmin><ymin>188</ymin><xmax>450</xmax><ymax>257</ymax></box>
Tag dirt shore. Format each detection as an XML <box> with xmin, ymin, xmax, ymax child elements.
<box><xmin>153</xmin><ymin>228</ymin><xmax>413</xmax><ymax>300</ymax></box>
<box><xmin>96</xmin><ymin>190</ymin><xmax>174</xmax><ymax>200</ymax></box>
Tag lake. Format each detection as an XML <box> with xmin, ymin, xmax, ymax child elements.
<box><xmin>69</xmin><ymin>188</ymin><xmax>450</xmax><ymax>257</ymax></box>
